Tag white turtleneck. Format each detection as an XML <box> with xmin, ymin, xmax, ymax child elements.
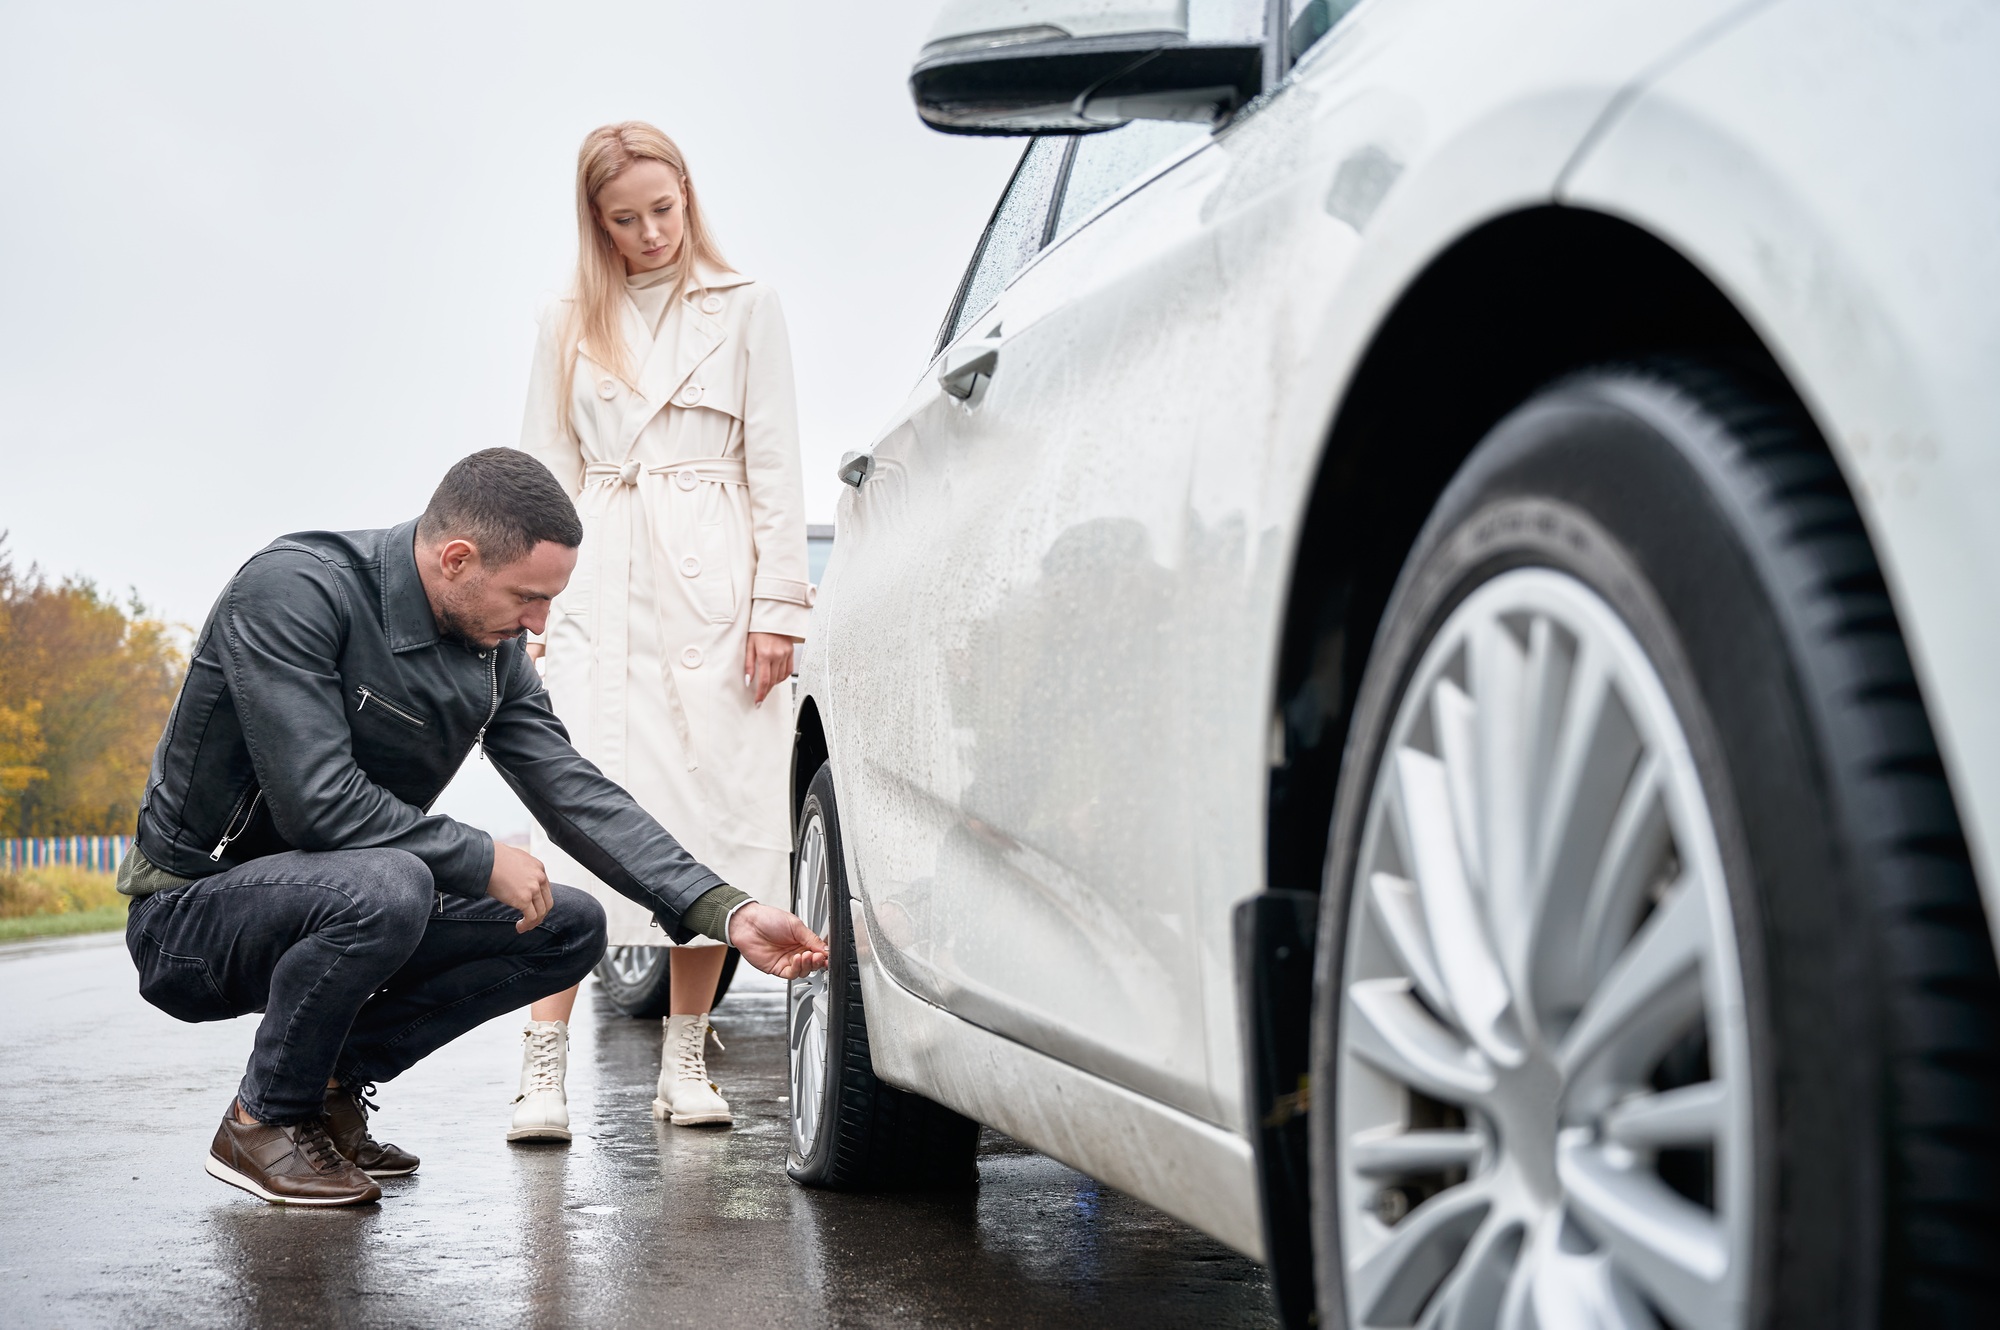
<box><xmin>625</xmin><ymin>262</ymin><xmax>682</xmax><ymax>336</ymax></box>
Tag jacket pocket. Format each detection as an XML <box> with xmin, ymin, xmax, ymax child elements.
<box><xmin>354</xmin><ymin>684</ymin><xmax>428</xmax><ymax>730</ymax></box>
<box><xmin>207</xmin><ymin>784</ymin><xmax>263</xmax><ymax>863</ymax></box>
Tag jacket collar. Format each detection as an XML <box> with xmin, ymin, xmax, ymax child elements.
<box><xmin>622</xmin><ymin>263</ymin><xmax>754</xmax><ymax>452</ymax></box>
<box><xmin>380</xmin><ymin>519</ymin><xmax>441</xmax><ymax>653</ymax></box>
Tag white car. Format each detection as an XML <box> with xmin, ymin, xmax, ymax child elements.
<box><xmin>785</xmin><ymin>2</ymin><xmax>2000</xmax><ymax>1326</ymax></box>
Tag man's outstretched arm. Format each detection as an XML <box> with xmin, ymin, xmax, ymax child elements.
<box><xmin>480</xmin><ymin>649</ymin><xmax>825</xmax><ymax>972</ymax></box>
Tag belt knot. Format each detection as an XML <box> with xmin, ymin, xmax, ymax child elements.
<box><xmin>618</xmin><ymin>458</ymin><xmax>641</xmax><ymax>486</ymax></box>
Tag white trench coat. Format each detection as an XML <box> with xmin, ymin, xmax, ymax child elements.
<box><xmin>520</xmin><ymin>262</ymin><xmax>811</xmax><ymax>946</ymax></box>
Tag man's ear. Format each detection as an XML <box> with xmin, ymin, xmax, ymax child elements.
<box><xmin>438</xmin><ymin>538</ymin><xmax>480</xmax><ymax>580</ymax></box>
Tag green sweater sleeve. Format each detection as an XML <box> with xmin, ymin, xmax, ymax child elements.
<box><xmin>680</xmin><ymin>884</ymin><xmax>752</xmax><ymax>944</ymax></box>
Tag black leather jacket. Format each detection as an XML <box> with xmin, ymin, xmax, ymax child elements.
<box><xmin>133</xmin><ymin>520</ymin><xmax>726</xmax><ymax>940</ymax></box>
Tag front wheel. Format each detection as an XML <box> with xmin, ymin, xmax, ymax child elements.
<box><xmin>1311</xmin><ymin>365</ymin><xmax>2000</xmax><ymax>1328</ymax></box>
<box><xmin>786</xmin><ymin>761</ymin><xmax>980</xmax><ymax>1189</ymax></box>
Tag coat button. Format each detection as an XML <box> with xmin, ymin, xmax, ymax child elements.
<box><xmin>701</xmin><ymin>294</ymin><xmax>724</xmax><ymax>314</ymax></box>
<box><xmin>681</xmin><ymin>646</ymin><xmax>703</xmax><ymax>668</ymax></box>
<box><xmin>675</xmin><ymin>469</ymin><xmax>699</xmax><ymax>491</ymax></box>
<box><xmin>680</xmin><ymin>555</ymin><xmax>701</xmax><ymax>577</ymax></box>
<box><xmin>679</xmin><ymin>383</ymin><xmax>704</xmax><ymax>407</ymax></box>
<box><xmin>597</xmin><ymin>378</ymin><xmax>617</xmax><ymax>400</ymax></box>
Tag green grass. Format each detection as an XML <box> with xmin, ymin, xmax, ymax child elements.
<box><xmin>0</xmin><ymin>904</ymin><xmax>127</xmax><ymax>942</ymax></box>
<box><xmin>0</xmin><ymin>865</ymin><xmax>128</xmax><ymax>942</ymax></box>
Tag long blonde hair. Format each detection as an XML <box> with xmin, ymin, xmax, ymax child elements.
<box><xmin>563</xmin><ymin>121</ymin><xmax>730</xmax><ymax>402</ymax></box>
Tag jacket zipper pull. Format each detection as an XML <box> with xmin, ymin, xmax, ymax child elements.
<box><xmin>474</xmin><ymin>652</ymin><xmax>498</xmax><ymax>761</ymax></box>
<box><xmin>209</xmin><ymin>790</ymin><xmax>262</xmax><ymax>861</ymax></box>
<box><xmin>357</xmin><ymin>687</ymin><xmax>372</xmax><ymax>713</ymax></box>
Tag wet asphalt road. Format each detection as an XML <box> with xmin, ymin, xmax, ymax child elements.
<box><xmin>4</xmin><ymin>932</ymin><xmax>1275</xmax><ymax>1328</ymax></box>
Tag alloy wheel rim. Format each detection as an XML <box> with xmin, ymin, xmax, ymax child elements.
<box><xmin>605</xmin><ymin>945</ymin><xmax>662</xmax><ymax>988</ymax></box>
<box><xmin>1337</xmin><ymin>568</ymin><xmax>1753</xmax><ymax>1330</ymax></box>
<box><xmin>789</xmin><ymin>809</ymin><xmax>832</xmax><ymax>1159</ymax></box>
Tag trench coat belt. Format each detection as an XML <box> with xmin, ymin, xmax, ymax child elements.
<box><xmin>575</xmin><ymin>457</ymin><xmax>749</xmax><ymax>780</ymax></box>
<box><xmin>581</xmin><ymin>457</ymin><xmax>749</xmax><ymax>489</ymax></box>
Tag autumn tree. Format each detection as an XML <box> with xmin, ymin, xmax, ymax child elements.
<box><xmin>0</xmin><ymin>542</ymin><xmax>185</xmax><ymax>837</ymax></box>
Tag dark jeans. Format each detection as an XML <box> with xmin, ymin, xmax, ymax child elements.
<box><xmin>125</xmin><ymin>848</ymin><xmax>606</xmax><ymax>1123</ymax></box>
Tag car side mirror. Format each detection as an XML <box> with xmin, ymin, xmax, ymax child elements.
<box><xmin>911</xmin><ymin>0</ymin><xmax>1264</xmax><ymax>135</ymax></box>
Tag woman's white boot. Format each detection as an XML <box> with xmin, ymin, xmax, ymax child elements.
<box><xmin>507</xmin><ymin>1020</ymin><xmax>572</xmax><ymax>1142</ymax></box>
<box><xmin>653</xmin><ymin>1014</ymin><xmax>731</xmax><ymax>1126</ymax></box>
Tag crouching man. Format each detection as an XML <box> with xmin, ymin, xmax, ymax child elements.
<box><xmin>119</xmin><ymin>449</ymin><xmax>827</xmax><ymax>1206</ymax></box>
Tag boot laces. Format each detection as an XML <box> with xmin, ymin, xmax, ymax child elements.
<box><xmin>522</xmin><ymin>1025</ymin><xmax>565</xmax><ymax>1095</ymax></box>
<box><xmin>671</xmin><ymin>1018</ymin><xmax>720</xmax><ymax>1080</ymax></box>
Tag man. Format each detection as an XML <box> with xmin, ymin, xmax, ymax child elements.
<box><xmin>119</xmin><ymin>449</ymin><xmax>827</xmax><ymax>1206</ymax></box>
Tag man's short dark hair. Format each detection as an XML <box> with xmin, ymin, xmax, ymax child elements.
<box><xmin>418</xmin><ymin>449</ymin><xmax>584</xmax><ymax>567</ymax></box>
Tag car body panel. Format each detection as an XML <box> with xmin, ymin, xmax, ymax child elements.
<box><xmin>1560</xmin><ymin>0</ymin><xmax>2000</xmax><ymax>957</ymax></box>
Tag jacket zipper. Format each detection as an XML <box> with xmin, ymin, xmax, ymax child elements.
<box><xmin>209</xmin><ymin>787</ymin><xmax>264</xmax><ymax>862</ymax></box>
<box><xmin>356</xmin><ymin>685</ymin><xmax>427</xmax><ymax>728</ymax></box>
<box><xmin>473</xmin><ymin>651</ymin><xmax>499</xmax><ymax>760</ymax></box>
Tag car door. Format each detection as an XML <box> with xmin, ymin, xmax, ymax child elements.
<box><xmin>831</xmin><ymin>109</ymin><xmax>1280</xmax><ymax>1120</ymax></box>
<box><xmin>820</xmin><ymin>134</ymin><xmax>1074</xmax><ymax>1021</ymax></box>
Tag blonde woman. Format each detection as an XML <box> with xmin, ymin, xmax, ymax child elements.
<box><xmin>508</xmin><ymin>122</ymin><xmax>810</xmax><ymax>1139</ymax></box>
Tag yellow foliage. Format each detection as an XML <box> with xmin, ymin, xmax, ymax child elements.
<box><xmin>0</xmin><ymin>865</ymin><xmax>124</xmax><ymax>919</ymax></box>
<box><xmin>0</xmin><ymin>699</ymin><xmax>47</xmax><ymax>804</ymax></box>
<box><xmin>0</xmin><ymin>542</ymin><xmax>185</xmax><ymax>836</ymax></box>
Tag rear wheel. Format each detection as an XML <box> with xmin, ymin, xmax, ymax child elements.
<box><xmin>1311</xmin><ymin>364</ymin><xmax>2000</xmax><ymax>1328</ymax></box>
<box><xmin>593</xmin><ymin>944</ymin><xmax>739</xmax><ymax>1018</ymax></box>
<box><xmin>787</xmin><ymin>761</ymin><xmax>980</xmax><ymax>1189</ymax></box>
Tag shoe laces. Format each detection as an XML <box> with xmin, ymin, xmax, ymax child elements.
<box><xmin>522</xmin><ymin>1025</ymin><xmax>565</xmax><ymax>1095</ymax></box>
<box><xmin>294</xmin><ymin>1118</ymin><xmax>348</xmax><ymax>1174</ymax></box>
<box><xmin>348</xmin><ymin>1081</ymin><xmax>381</xmax><ymax>1122</ymax></box>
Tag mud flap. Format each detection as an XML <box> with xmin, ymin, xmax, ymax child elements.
<box><xmin>1236</xmin><ymin>889</ymin><xmax>1320</xmax><ymax>1327</ymax></box>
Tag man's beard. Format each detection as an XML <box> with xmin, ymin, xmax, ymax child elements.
<box><xmin>434</xmin><ymin>584</ymin><xmax>526</xmax><ymax>649</ymax></box>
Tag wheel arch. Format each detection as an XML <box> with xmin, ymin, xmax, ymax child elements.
<box><xmin>792</xmin><ymin>695</ymin><xmax>830</xmax><ymax>836</ymax></box>
<box><xmin>1265</xmin><ymin>204</ymin><xmax>1778</xmax><ymax>905</ymax></box>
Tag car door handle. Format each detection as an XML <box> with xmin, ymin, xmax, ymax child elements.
<box><xmin>938</xmin><ymin>334</ymin><xmax>1002</xmax><ymax>399</ymax></box>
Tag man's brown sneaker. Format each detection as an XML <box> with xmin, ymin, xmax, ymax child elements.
<box><xmin>324</xmin><ymin>1083</ymin><xmax>420</xmax><ymax>1177</ymax></box>
<box><xmin>205</xmin><ymin>1100</ymin><xmax>382</xmax><ymax>1206</ymax></box>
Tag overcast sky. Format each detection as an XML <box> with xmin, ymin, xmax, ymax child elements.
<box><xmin>0</xmin><ymin>1</ymin><xmax>1020</xmax><ymax>835</ymax></box>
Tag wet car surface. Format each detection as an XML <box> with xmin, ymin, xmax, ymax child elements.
<box><xmin>3</xmin><ymin>934</ymin><xmax>1275</xmax><ymax>1327</ymax></box>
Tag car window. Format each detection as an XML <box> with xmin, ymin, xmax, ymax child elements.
<box><xmin>943</xmin><ymin>137</ymin><xmax>1067</xmax><ymax>346</ymax></box>
<box><xmin>1051</xmin><ymin>120</ymin><xmax>1211</xmax><ymax>240</ymax></box>
<box><xmin>1284</xmin><ymin>0</ymin><xmax>1362</xmax><ymax>67</ymax></box>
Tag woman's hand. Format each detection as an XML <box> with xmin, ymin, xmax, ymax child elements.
<box><xmin>743</xmin><ymin>632</ymin><xmax>800</xmax><ymax>706</ymax></box>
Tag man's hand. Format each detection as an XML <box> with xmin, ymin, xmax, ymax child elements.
<box><xmin>728</xmin><ymin>901</ymin><xmax>829</xmax><ymax>979</ymax></box>
<box><xmin>743</xmin><ymin>632</ymin><xmax>799</xmax><ymax>707</ymax></box>
<box><xmin>489</xmin><ymin>841</ymin><xmax>553</xmax><ymax>934</ymax></box>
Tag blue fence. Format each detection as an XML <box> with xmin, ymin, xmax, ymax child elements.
<box><xmin>1</xmin><ymin>836</ymin><xmax>132</xmax><ymax>875</ymax></box>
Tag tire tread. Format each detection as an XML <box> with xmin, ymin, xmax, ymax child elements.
<box><xmin>1640</xmin><ymin>361</ymin><xmax>2000</xmax><ymax>1318</ymax></box>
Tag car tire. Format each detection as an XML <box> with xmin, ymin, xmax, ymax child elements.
<box><xmin>593</xmin><ymin>944</ymin><xmax>740</xmax><ymax>1019</ymax></box>
<box><xmin>1309</xmin><ymin>362</ymin><xmax>2000</xmax><ymax>1328</ymax></box>
<box><xmin>786</xmin><ymin>761</ymin><xmax>981</xmax><ymax>1190</ymax></box>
